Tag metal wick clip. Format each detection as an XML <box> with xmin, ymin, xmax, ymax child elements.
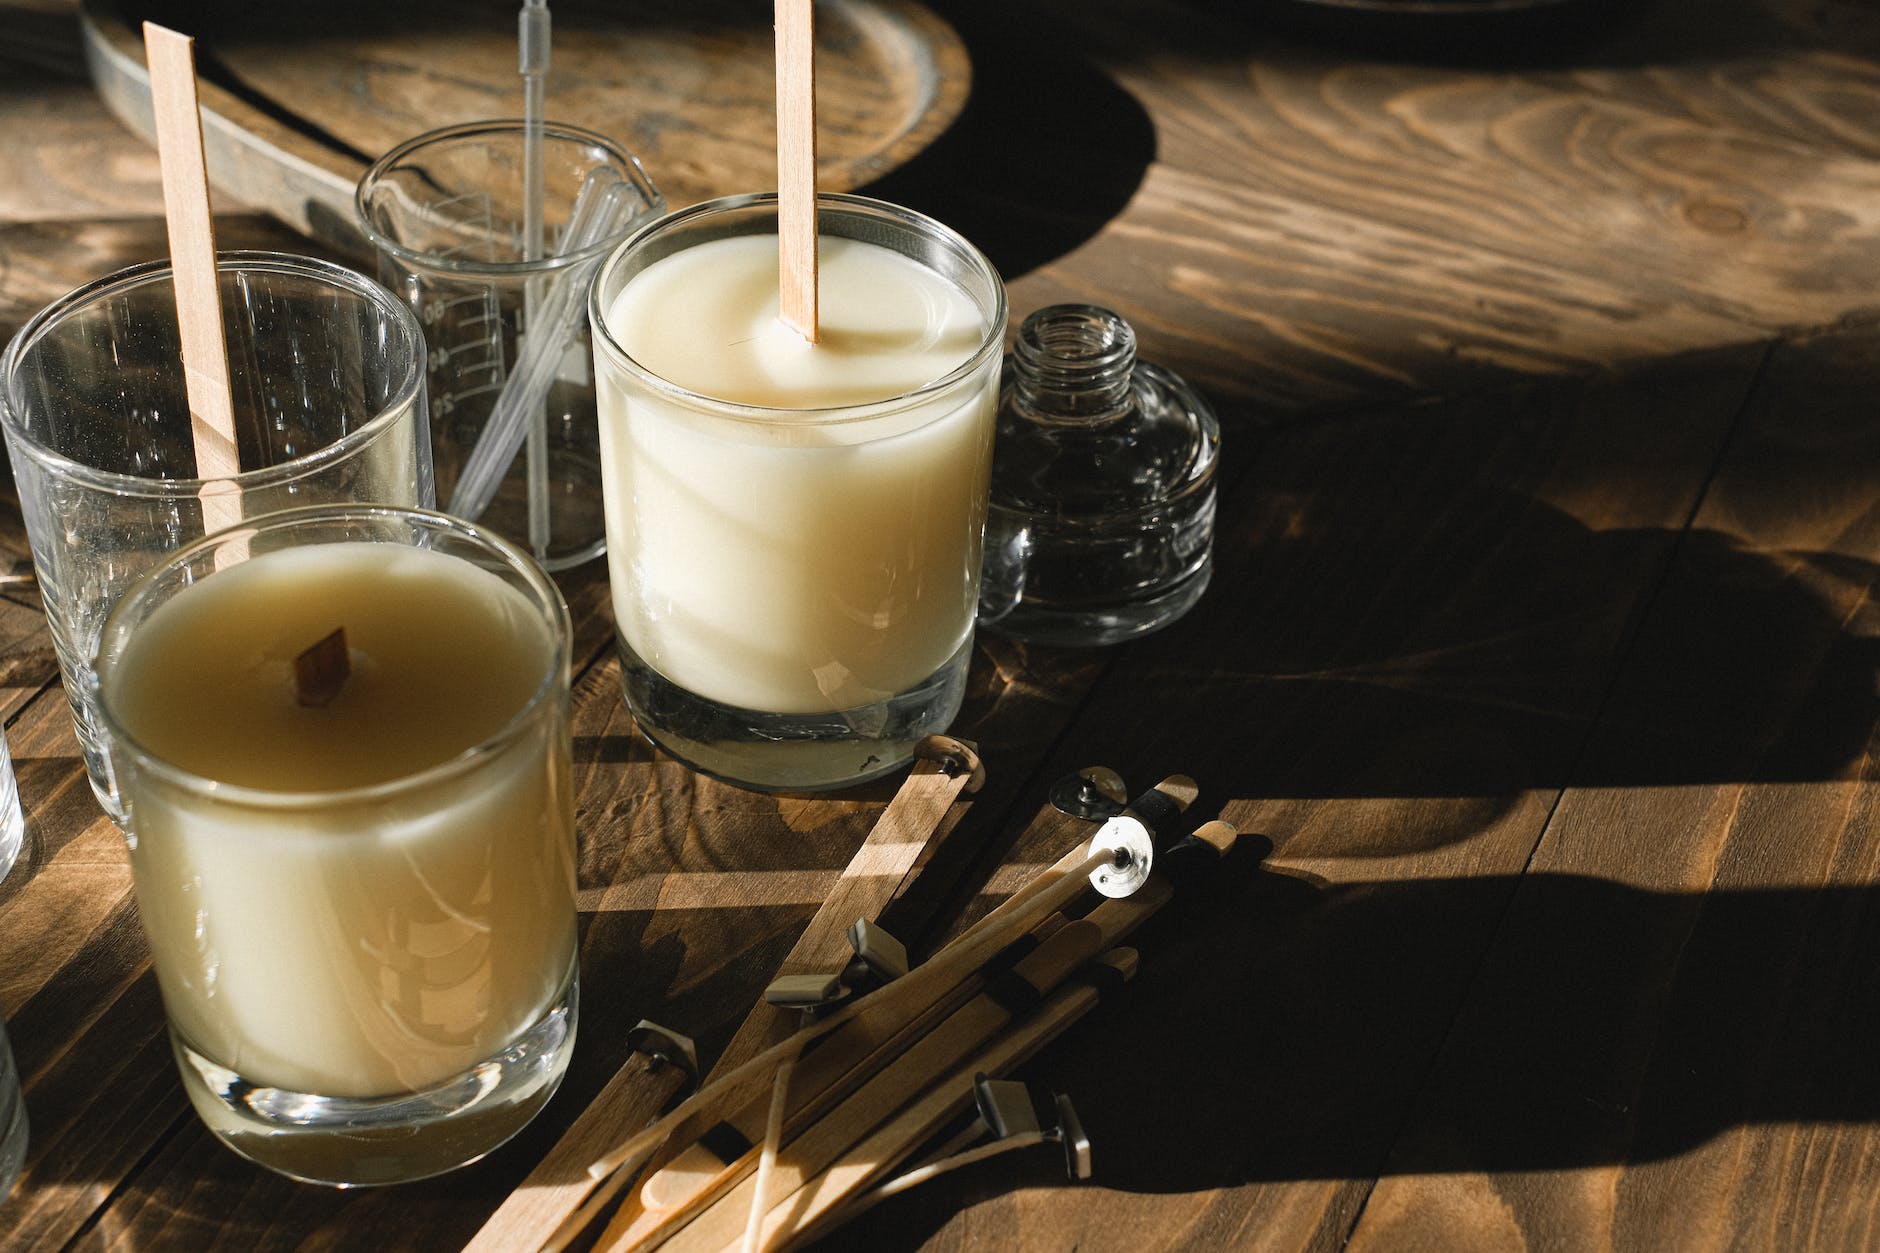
<box><xmin>624</xmin><ymin>1020</ymin><xmax>700</xmax><ymax>1088</ymax></box>
<box><xmin>762</xmin><ymin>918</ymin><xmax>910</xmax><ymax>1016</ymax></box>
<box><xmin>860</xmin><ymin>1073</ymin><xmax>1092</xmax><ymax>1209</ymax></box>
<box><xmin>1049</xmin><ymin>765</ymin><xmax>1128</xmax><ymax>820</ymax></box>
<box><xmin>1081</xmin><ymin>772</ymin><xmax>1198</xmax><ymax>900</ymax></box>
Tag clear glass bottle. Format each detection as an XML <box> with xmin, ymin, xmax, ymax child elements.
<box><xmin>978</xmin><ymin>304</ymin><xmax>1220</xmax><ymax>645</ymax></box>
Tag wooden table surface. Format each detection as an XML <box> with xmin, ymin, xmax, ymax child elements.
<box><xmin>5</xmin><ymin>0</ymin><xmax>1880</xmax><ymax>1248</ymax></box>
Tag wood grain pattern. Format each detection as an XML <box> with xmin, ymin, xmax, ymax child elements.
<box><xmin>4</xmin><ymin>0</ymin><xmax>1880</xmax><ymax>1249</ymax></box>
<box><xmin>911</xmin><ymin>0</ymin><xmax>1880</xmax><ymax>416</ymax></box>
<box><xmin>78</xmin><ymin>0</ymin><xmax>969</xmax><ymax>253</ymax></box>
<box><xmin>1346</xmin><ymin>321</ymin><xmax>1880</xmax><ymax>1253</ymax></box>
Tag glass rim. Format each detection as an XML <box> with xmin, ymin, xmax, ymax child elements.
<box><xmin>588</xmin><ymin>191</ymin><xmax>1008</xmax><ymax>428</ymax></box>
<box><xmin>93</xmin><ymin>503</ymin><xmax>572</xmax><ymax>814</ymax></box>
<box><xmin>353</xmin><ymin>118</ymin><xmax>664</xmax><ymax>280</ymax></box>
<box><xmin>0</xmin><ymin>251</ymin><xmax>427</xmax><ymax>500</ymax></box>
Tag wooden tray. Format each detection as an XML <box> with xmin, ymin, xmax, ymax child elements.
<box><xmin>80</xmin><ymin>0</ymin><xmax>970</xmax><ymax>257</ymax></box>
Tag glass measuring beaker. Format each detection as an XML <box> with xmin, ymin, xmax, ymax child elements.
<box><xmin>356</xmin><ymin>121</ymin><xmax>665</xmax><ymax>571</ymax></box>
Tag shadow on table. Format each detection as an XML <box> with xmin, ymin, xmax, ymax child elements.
<box><xmin>1175</xmin><ymin>0</ymin><xmax>1880</xmax><ymax>74</ymax></box>
<box><xmin>855</xmin><ymin>2</ymin><xmax>1155</xmax><ymax>283</ymax></box>
<box><xmin>819</xmin><ymin>856</ymin><xmax>1880</xmax><ymax>1250</ymax></box>
<box><xmin>960</xmin><ymin>457</ymin><xmax>1880</xmax><ymax>850</ymax></box>
<box><xmin>1064</xmin><ymin>861</ymin><xmax>1880</xmax><ymax>1187</ymax></box>
<box><xmin>813</xmin><ymin>343</ymin><xmax>1880</xmax><ymax>1238</ymax></box>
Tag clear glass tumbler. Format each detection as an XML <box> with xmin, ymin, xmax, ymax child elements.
<box><xmin>355</xmin><ymin>120</ymin><xmax>665</xmax><ymax>571</ymax></box>
<box><xmin>0</xmin><ymin>253</ymin><xmax>431</xmax><ymax>822</ymax></box>
<box><xmin>93</xmin><ymin>504</ymin><xmax>578</xmax><ymax>1187</ymax></box>
<box><xmin>0</xmin><ymin>1012</ymin><xmax>25</xmax><ymax>1202</ymax></box>
<box><xmin>590</xmin><ymin>193</ymin><xmax>1006</xmax><ymax>791</ymax></box>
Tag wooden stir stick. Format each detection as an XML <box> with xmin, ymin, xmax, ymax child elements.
<box><xmin>620</xmin><ymin>777</ymin><xmax>1197</xmax><ymax>1235</ymax></box>
<box><xmin>777</xmin><ymin>949</ymin><xmax>1139</xmax><ymax>1250</ymax></box>
<box><xmin>465</xmin><ymin>737</ymin><xmax>984</xmax><ymax>1253</ymax></box>
<box><xmin>143</xmin><ymin>23</ymin><xmax>242</xmax><ymax>538</ymax></box>
<box><xmin>578</xmin><ymin>775</ymin><xmax>1197</xmax><ymax>1199</ymax></box>
<box><xmin>641</xmin><ymin>819</ymin><xmax>1241</xmax><ymax>1253</ymax></box>
<box><xmin>579</xmin><ymin>781</ymin><xmax>1203</xmax><ymax>1253</ymax></box>
<box><xmin>775</xmin><ymin>0</ymin><xmax>817</xmax><ymax>342</ymax></box>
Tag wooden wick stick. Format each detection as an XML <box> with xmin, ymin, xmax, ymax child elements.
<box><xmin>631</xmin><ymin>922</ymin><xmax>1116</xmax><ymax>1253</ymax></box>
<box><xmin>468</xmin><ymin>738</ymin><xmax>981</xmax><ymax>1253</ymax></box>
<box><xmin>143</xmin><ymin>23</ymin><xmax>242</xmax><ymax>539</ymax></box>
<box><xmin>660</xmin><ymin>948</ymin><xmax>1141</xmax><ymax>1253</ymax></box>
<box><xmin>579</xmin><ymin>780</ymin><xmax>1186</xmax><ymax>1248</ymax></box>
<box><xmin>621</xmin><ymin>892</ymin><xmax>1148</xmax><ymax>1253</ymax></box>
<box><xmin>616</xmin><ymin>912</ymin><xmax>1076</xmax><ymax>1252</ymax></box>
<box><xmin>775</xmin><ymin>0</ymin><xmax>817</xmax><ymax>342</ymax></box>
<box><xmin>294</xmin><ymin>628</ymin><xmax>350</xmax><ymax>708</ymax></box>
<box><xmin>717</xmin><ymin>736</ymin><xmax>982</xmax><ymax>1074</ymax></box>
<box><xmin>620</xmin><ymin>819</ymin><xmax>1235</xmax><ymax>1252</ymax></box>
<box><xmin>776</xmin><ymin>952</ymin><xmax>1138</xmax><ymax>1251</ymax></box>
<box><xmin>503</xmin><ymin>1072</ymin><xmax>689</xmax><ymax>1253</ymax></box>
<box><xmin>973</xmin><ymin>774</ymin><xmax>1198</xmax><ymax>934</ymax></box>
<box><xmin>582</xmin><ymin>844</ymin><xmax>1111</xmax><ymax>1199</ymax></box>
<box><xmin>743</xmin><ymin>1052</ymin><xmax>795</xmax><ymax>1253</ymax></box>
<box><xmin>582</xmin><ymin>802</ymin><xmax>1228</xmax><ymax>1252</ymax></box>
<box><xmin>669</xmin><ymin>832</ymin><xmax>1222</xmax><ymax>1253</ymax></box>
<box><xmin>591</xmin><ymin>778</ymin><xmax>1178</xmax><ymax>1194</ymax></box>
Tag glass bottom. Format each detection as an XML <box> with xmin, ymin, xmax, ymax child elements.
<box><xmin>982</xmin><ymin>560</ymin><xmax>1212</xmax><ymax>647</ymax></box>
<box><xmin>439</xmin><ymin>398</ymin><xmax>607</xmax><ymax>573</ymax></box>
<box><xmin>58</xmin><ymin>665</ymin><xmax>126</xmax><ymax>827</ymax></box>
<box><xmin>470</xmin><ymin>437</ymin><xmax>607</xmax><ymax>572</ymax></box>
<box><xmin>172</xmin><ymin>963</ymin><xmax>577</xmax><ymax>1187</ymax></box>
<box><xmin>618</xmin><ymin>635</ymin><xmax>973</xmax><ymax>792</ymax></box>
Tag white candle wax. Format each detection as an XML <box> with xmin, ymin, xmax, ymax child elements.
<box><xmin>100</xmin><ymin>542</ymin><xmax>576</xmax><ymax>1098</ymax></box>
<box><xmin>599</xmin><ymin>233</ymin><xmax>997</xmax><ymax>714</ymax></box>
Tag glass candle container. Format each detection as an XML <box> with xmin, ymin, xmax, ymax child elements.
<box><xmin>590</xmin><ymin>193</ymin><xmax>1006</xmax><ymax>791</ymax></box>
<box><xmin>1</xmin><ymin>253</ymin><xmax>431</xmax><ymax>820</ymax></box>
<box><xmin>94</xmin><ymin>505</ymin><xmax>577</xmax><ymax>1187</ymax></box>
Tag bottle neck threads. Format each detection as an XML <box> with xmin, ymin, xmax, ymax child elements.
<box><xmin>1011</xmin><ymin>304</ymin><xmax>1136</xmax><ymax>424</ymax></box>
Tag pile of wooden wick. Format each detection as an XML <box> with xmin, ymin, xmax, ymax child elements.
<box><xmin>468</xmin><ymin>738</ymin><xmax>1241</xmax><ymax>1253</ymax></box>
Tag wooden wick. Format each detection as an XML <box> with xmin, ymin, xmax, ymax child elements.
<box><xmin>775</xmin><ymin>0</ymin><xmax>817</xmax><ymax>342</ymax></box>
<box><xmin>570</xmin><ymin>854</ymin><xmax>1109</xmax><ymax>1253</ymax></box>
<box><xmin>143</xmin><ymin>23</ymin><xmax>242</xmax><ymax>539</ymax></box>
<box><xmin>467</xmin><ymin>738</ymin><xmax>983</xmax><ymax>1253</ymax></box>
<box><xmin>646</xmin><ymin>824</ymin><xmax>1224</xmax><ymax>1253</ymax></box>
<box><xmin>617</xmin><ymin>915</ymin><xmax>1075</xmax><ymax>1249</ymax></box>
<box><xmin>762</xmin><ymin>951</ymin><xmax>1138</xmax><ymax>1251</ymax></box>
<box><xmin>571</xmin><ymin>784</ymin><xmax>1226</xmax><ymax>1252</ymax></box>
<box><xmin>743</xmin><ymin>1052</ymin><xmax>795</xmax><ymax>1253</ymax></box>
<box><xmin>651</xmin><ymin>936</ymin><xmax>1139</xmax><ymax>1253</ymax></box>
<box><xmin>598</xmin><ymin>860</ymin><xmax>1126</xmax><ymax>1252</ymax></box>
<box><xmin>294</xmin><ymin>628</ymin><xmax>351</xmax><ymax>708</ymax></box>
<box><xmin>588</xmin><ymin>778</ymin><xmax>1184</xmax><ymax>1197</ymax></box>
<box><xmin>719</xmin><ymin>735</ymin><xmax>981</xmax><ymax>1070</ymax></box>
<box><xmin>612</xmin><ymin>812</ymin><xmax>1229</xmax><ymax>1252</ymax></box>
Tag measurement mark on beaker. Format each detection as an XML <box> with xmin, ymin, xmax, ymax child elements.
<box><xmin>426</xmin><ymin>291</ymin><xmax>509</xmax><ymax>415</ymax></box>
<box><xmin>417</xmin><ymin>191</ymin><xmax>513</xmax><ymax>417</ymax></box>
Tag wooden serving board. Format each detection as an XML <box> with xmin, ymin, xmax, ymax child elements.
<box><xmin>79</xmin><ymin>0</ymin><xmax>970</xmax><ymax>258</ymax></box>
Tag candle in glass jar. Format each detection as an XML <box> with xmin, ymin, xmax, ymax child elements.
<box><xmin>598</xmin><ymin>232</ymin><xmax>996</xmax><ymax>715</ymax></box>
<box><xmin>99</xmin><ymin>542</ymin><xmax>576</xmax><ymax>1098</ymax></box>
